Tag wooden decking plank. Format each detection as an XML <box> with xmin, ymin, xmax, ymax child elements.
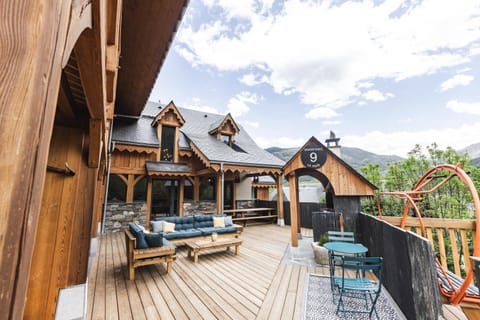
<box><xmin>86</xmin><ymin>234</ymin><xmax>100</xmax><ymax>320</ymax></box>
<box><xmin>255</xmin><ymin>263</ymin><xmax>288</xmax><ymax>319</ymax></box>
<box><xmin>88</xmin><ymin>225</ymin><xmax>345</xmax><ymax>320</ymax></box>
<box><xmin>292</xmin><ymin>266</ymin><xmax>309</xmax><ymax>320</ymax></box>
<box><xmin>105</xmin><ymin>234</ymin><xmax>119</xmax><ymax>320</ymax></box>
<box><xmin>111</xmin><ymin>231</ymin><xmax>133</xmax><ymax>320</ymax></box>
<box><xmin>149</xmin><ymin>265</ymin><xmax>190</xmax><ymax>320</ymax></box>
<box><xmin>91</xmin><ymin>230</ymin><xmax>107</xmax><ymax>320</ymax></box>
<box><xmin>176</xmin><ymin>253</ymin><xmax>256</xmax><ymax>319</ymax></box>
<box><xmin>268</xmin><ymin>264</ymin><xmax>294</xmax><ymax>319</ymax></box>
<box><xmin>173</xmin><ymin>257</ymin><xmax>235</xmax><ymax>319</ymax></box>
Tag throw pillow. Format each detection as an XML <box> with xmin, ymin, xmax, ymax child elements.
<box><xmin>151</xmin><ymin>220</ymin><xmax>164</xmax><ymax>233</ymax></box>
<box><xmin>145</xmin><ymin>233</ymin><xmax>163</xmax><ymax>247</ymax></box>
<box><xmin>163</xmin><ymin>221</ymin><xmax>176</xmax><ymax>233</ymax></box>
<box><xmin>213</xmin><ymin>216</ymin><xmax>225</xmax><ymax>228</ymax></box>
<box><xmin>129</xmin><ymin>223</ymin><xmax>149</xmax><ymax>249</ymax></box>
<box><xmin>224</xmin><ymin>216</ymin><xmax>233</xmax><ymax>227</ymax></box>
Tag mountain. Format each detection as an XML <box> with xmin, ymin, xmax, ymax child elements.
<box><xmin>266</xmin><ymin>146</ymin><xmax>404</xmax><ymax>172</ymax></box>
<box><xmin>458</xmin><ymin>143</ymin><xmax>480</xmax><ymax>159</ymax></box>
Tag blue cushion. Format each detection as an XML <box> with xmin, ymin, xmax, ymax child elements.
<box><xmin>163</xmin><ymin>228</ymin><xmax>202</xmax><ymax>240</ymax></box>
<box><xmin>144</xmin><ymin>232</ymin><xmax>163</xmax><ymax>247</ymax></box>
<box><xmin>198</xmin><ymin>226</ymin><xmax>237</xmax><ymax>236</ymax></box>
<box><xmin>224</xmin><ymin>216</ymin><xmax>233</xmax><ymax>227</ymax></box>
<box><xmin>151</xmin><ymin>220</ymin><xmax>163</xmax><ymax>233</ymax></box>
<box><xmin>162</xmin><ymin>239</ymin><xmax>177</xmax><ymax>253</ymax></box>
<box><xmin>129</xmin><ymin>223</ymin><xmax>149</xmax><ymax>249</ymax></box>
<box><xmin>194</xmin><ymin>214</ymin><xmax>226</xmax><ymax>228</ymax></box>
<box><xmin>155</xmin><ymin>216</ymin><xmax>194</xmax><ymax>231</ymax></box>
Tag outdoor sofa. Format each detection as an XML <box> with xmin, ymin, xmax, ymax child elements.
<box><xmin>125</xmin><ymin>214</ymin><xmax>243</xmax><ymax>279</ymax></box>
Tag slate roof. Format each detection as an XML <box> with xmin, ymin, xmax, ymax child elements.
<box><xmin>145</xmin><ymin>161</ymin><xmax>191</xmax><ymax>173</ymax></box>
<box><xmin>112</xmin><ymin>101</ymin><xmax>284</xmax><ymax>168</ymax></box>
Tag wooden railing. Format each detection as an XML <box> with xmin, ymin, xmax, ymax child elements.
<box><xmin>381</xmin><ymin>216</ymin><xmax>476</xmax><ymax>278</ymax></box>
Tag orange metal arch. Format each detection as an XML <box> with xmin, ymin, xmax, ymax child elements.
<box><xmin>377</xmin><ymin>164</ymin><xmax>480</xmax><ymax>305</ymax></box>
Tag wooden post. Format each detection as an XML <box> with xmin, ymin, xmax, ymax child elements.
<box><xmin>126</xmin><ymin>174</ymin><xmax>134</xmax><ymax>203</ymax></box>
<box><xmin>193</xmin><ymin>176</ymin><xmax>200</xmax><ymax>201</ymax></box>
<box><xmin>178</xmin><ymin>177</ymin><xmax>184</xmax><ymax>216</ymax></box>
<box><xmin>216</xmin><ymin>174</ymin><xmax>223</xmax><ymax>213</ymax></box>
<box><xmin>276</xmin><ymin>174</ymin><xmax>284</xmax><ymax>226</ymax></box>
<box><xmin>288</xmin><ymin>173</ymin><xmax>299</xmax><ymax>247</ymax></box>
<box><xmin>0</xmin><ymin>1</ymin><xmax>73</xmax><ymax>318</ymax></box>
<box><xmin>146</xmin><ymin>177</ymin><xmax>152</xmax><ymax>227</ymax></box>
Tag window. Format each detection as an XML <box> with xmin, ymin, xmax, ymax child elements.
<box><xmin>221</xmin><ymin>134</ymin><xmax>231</xmax><ymax>146</ymax></box>
<box><xmin>133</xmin><ymin>177</ymin><xmax>147</xmax><ymax>201</ymax></box>
<box><xmin>160</xmin><ymin>125</ymin><xmax>175</xmax><ymax>161</ymax></box>
<box><xmin>199</xmin><ymin>177</ymin><xmax>216</xmax><ymax>200</ymax></box>
<box><xmin>107</xmin><ymin>175</ymin><xmax>126</xmax><ymax>202</ymax></box>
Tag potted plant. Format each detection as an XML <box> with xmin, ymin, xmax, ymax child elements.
<box><xmin>311</xmin><ymin>233</ymin><xmax>329</xmax><ymax>265</ymax></box>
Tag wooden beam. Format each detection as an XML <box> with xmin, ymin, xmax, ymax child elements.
<box><xmin>276</xmin><ymin>175</ymin><xmax>284</xmax><ymax>225</ymax></box>
<box><xmin>288</xmin><ymin>174</ymin><xmax>299</xmax><ymax>247</ymax></box>
<box><xmin>193</xmin><ymin>177</ymin><xmax>200</xmax><ymax>201</ymax></box>
<box><xmin>88</xmin><ymin>118</ymin><xmax>103</xmax><ymax>168</ymax></box>
<box><xmin>74</xmin><ymin>0</ymin><xmax>106</xmax><ymax>123</ymax></box>
<box><xmin>62</xmin><ymin>0</ymin><xmax>93</xmax><ymax>68</ymax></box>
<box><xmin>216</xmin><ymin>173</ymin><xmax>222</xmax><ymax>213</ymax></box>
<box><xmin>146</xmin><ymin>177</ymin><xmax>152</xmax><ymax>227</ymax></box>
<box><xmin>179</xmin><ymin>177</ymin><xmax>185</xmax><ymax>217</ymax></box>
<box><xmin>126</xmin><ymin>174</ymin><xmax>134</xmax><ymax>203</ymax></box>
<box><xmin>0</xmin><ymin>1</ymin><xmax>73</xmax><ymax>318</ymax></box>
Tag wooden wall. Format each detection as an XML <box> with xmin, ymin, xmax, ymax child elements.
<box><xmin>111</xmin><ymin>149</ymin><xmax>157</xmax><ymax>173</ymax></box>
<box><xmin>25</xmin><ymin>126</ymin><xmax>96</xmax><ymax>319</ymax></box>
<box><xmin>0</xmin><ymin>1</ymin><xmax>74</xmax><ymax>318</ymax></box>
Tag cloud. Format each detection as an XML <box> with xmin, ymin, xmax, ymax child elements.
<box><xmin>255</xmin><ymin>136</ymin><xmax>306</xmax><ymax>149</ymax></box>
<box><xmin>446</xmin><ymin>100</ymin><xmax>480</xmax><ymax>115</ymax></box>
<box><xmin>226</xmin><ymin>91</ymin><xmax>261</xmax><ymax>117</ymax></box>
<box><xmin>440</xmin><ymin>74</ymin><xmax>474</xmax><ymax>91</ymax></box>
<box><xmin>183</xmin><ymin>104</ymin><xmax>220</xmax><ymax>114</ymax></box>
<box><xmin>305</xmin><ymin>107</ymin><xmax>340</xmax><ymax>119</ymax></box>
<box><xmin>362</xmin><ymin>90</ymin><xmax>394</xmax><ymax>102</ymax></box>
<box><xmin>176</xmin><ymin>0</ymin><xmax>480</xmax><ymax>111</ymax></box>
<box><xmin>322</xmin><ymin>120</ymin><xmax>341</xmax><ymax>126</ymax></box>
<box><xmin>342</xmin><ymin>122</ymin><xmax>480</xmax><ymax>157</ymax></box>
<box><xmin>241</xmin><ymin>120</ymin><xmax>259</xmax><ymax>128</ymax></box>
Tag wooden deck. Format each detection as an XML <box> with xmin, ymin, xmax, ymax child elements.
<box><xmin>87</xmin><ymin>225</ymin><xmax>327</xmax><ymax>320</ymax></box>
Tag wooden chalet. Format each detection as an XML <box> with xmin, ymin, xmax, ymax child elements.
<box><xmin>0</xmin><ymin>1</ymin><xmax>187</xmax><ymax>319</ymax></box>
<box><xmin>283</xmin><ymin>137</ymin><xmax>377</xmax><ymax>246</ymax></box>
<box><xmin>108</xmin><ymin>101</ymin><xmax>285</xmax><ymax>228</ymax></box>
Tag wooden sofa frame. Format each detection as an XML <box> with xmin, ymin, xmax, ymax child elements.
<box><xmin>164</xmin><ymin>224</ymin><xmax>244</xmax><ymax>246</ymax></box>
<box><xmin>125</xmin><ymin>229</ymin><xmax>176</xmax><ymax>280</ymax></box>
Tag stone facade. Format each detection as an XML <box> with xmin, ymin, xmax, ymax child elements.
<box><xmin>183</xmin><ymin>200</ymin><xmax>217</xmax><ymax>216</ymax></box>
<box><xmin>104</xmin><ymin>201</ymin><xmax>147</xmax><ymax>232</ymax></box>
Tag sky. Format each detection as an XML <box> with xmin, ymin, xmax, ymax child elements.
<box><xmin>149</xmin><ymin>0</ymin><xmax>480</xmax><ymax>157</ymax></box>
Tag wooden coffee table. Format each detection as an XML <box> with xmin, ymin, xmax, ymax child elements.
<box><xmin>185</xmin><ymin>237</ymin><xmax>242</xmax><ymax>263</ymax></box>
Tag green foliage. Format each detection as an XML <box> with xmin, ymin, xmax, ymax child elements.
<box><xmin>318</xmin><ymin>233</ymin><xmax>329</xmax><ymax>246</ymax></box>
<box><xmin>360</xmin><ymin>143</ymin><xmax>480</xmax><ymax>219</ymax></box>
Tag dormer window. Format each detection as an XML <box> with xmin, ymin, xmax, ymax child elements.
<box><xmin>160</xmin><ymin>125</ymin><xmax>175</xmax><ymax>161</ymax></box>
<box><xmin>221</xmin><ymin>134</ymin><xmax>232</xmax><ymax>146</ymax></box>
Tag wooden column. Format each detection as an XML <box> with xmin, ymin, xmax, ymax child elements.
<box><xmin>216</xmin><ymin>174</ymin><xmax>222</xmax><ymax>213</ymax></box>
<box><xmin>0</xmin><ymin>1</ymin><xmax>74</xmax><ymax>318</ymax></box>
<box><xmin>193</xmin><ymin>176</ymin><xmax>200</xmax><ymax>201</ymax></box>
<box><xmin>146</xmin><ymin>177</ymin><xmax>152</xmax><ymax>227</ymax></box>
<box><xmin>288</xmin><ymin>173</ymin><xmax>299</xmax><ymax>247</ymax></box>
<box><xmin>276</xmin><ymin>174</ymin><xmax>284</xmax><ymax>226</ymax></box>
<box><xmin>126</xmin><ymin>174</ymin><xmax>135</xmax><ymax>203</ymax></box>
<box><xmin>178</xmin><ymin>177</ymin><xmax>185</xmax><ymax>216</ymax></box>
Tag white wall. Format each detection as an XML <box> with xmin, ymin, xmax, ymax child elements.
<box><xmin>236</xmin><ymin>176</ymin><xmax>253</xmax><ymax>200</ymax></box>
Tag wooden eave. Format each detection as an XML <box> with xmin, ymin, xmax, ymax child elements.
<box><xmin>189</xmin><ymin>142</ymin><xmax>211</xmax><ymax>167</ymax></box>
<box><xmin>252</xmin><ymin>182</ymin><xmax>276</xmax><ymax>189</ymax></box>
<box><xmin>284</xmin><ymin>136</ymin><xmax>377</xmax><ymax>196</ymax></box>
<box><xmin>211</xmin><ymin>163</ymin><xmax>282</xmax><ymax>176</ymax></box>
<box><xmin>208</xmin><ymin>113</ymin><xmax>240</xmax><ymax>136</ymax></box>
<box><xmin>151</xmin><ymin>101</ymin><xmax>185</xmax><ymax>127</ymax></box>
<box><xmin>115</xmin><ymin>1</ymin><xmax>188</xmax><ymax>116</ymax></box>
<box><xmin>114</xmin><ymin>143</ymin><xmax>159</xmax><ymax>154</ymax></box>
<box><xmin>147</xmin><ymin>171</ymin><xmax>192</xmax><ymax>177</ymax></box>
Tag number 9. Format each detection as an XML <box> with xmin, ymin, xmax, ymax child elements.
<box><xmin>310</xmin><ymin>152</ymin><xmax>317</xmax><ymax>163</ymax></box>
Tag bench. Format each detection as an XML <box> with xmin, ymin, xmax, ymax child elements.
<box><xmin>125</xmin><ymin>229</ymin><xmax>176</xmax><ymax>280</ymax></box>
<box><xmin>203</xmin><ymin>208</ymin><xmax>278</xmax><ymax>227</ymax></box>
<box><xmin>233</xmin><ymin>214</ymin><xmax>278</xmax><ymax>226</ymax></box>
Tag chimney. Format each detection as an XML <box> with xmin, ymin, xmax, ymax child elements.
<box><xmin>325</xmin><ymin>131</ymin><xmax>341</xmax><ymax>158</ymax></box>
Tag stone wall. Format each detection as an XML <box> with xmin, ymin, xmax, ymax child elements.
<box><xmin>104</xmin><ymin>201</ymin><xmax>147</xmax><ymax>232</ymax></box>
<box><xmin>183</xmin><ymin>200</ymin><xmax>216</xmax><ymax>216</ymax></box>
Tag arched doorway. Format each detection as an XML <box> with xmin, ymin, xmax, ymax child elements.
<box><xmin>283</xmin><ymin>137</ymin><xmax>376</xmax><ymax>247</ymax></box>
